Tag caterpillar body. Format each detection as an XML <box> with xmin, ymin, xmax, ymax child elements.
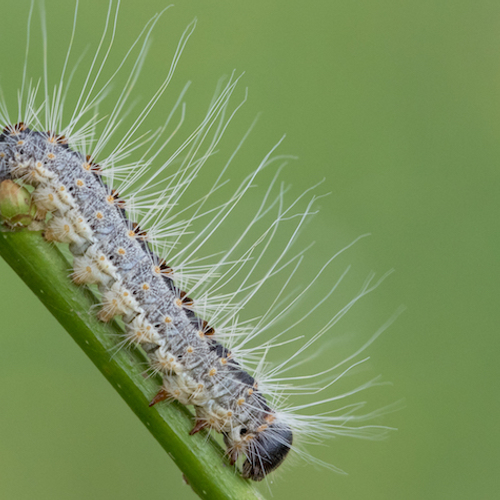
<box><xmin>0</xmin><ymin>1</ymin><xmax>396</xmax><ymax>485</ymax></box>
<box><xmin>0</xmin><ymin>123</ymin><xmax>291</xmax><ymax>480</ymax></box>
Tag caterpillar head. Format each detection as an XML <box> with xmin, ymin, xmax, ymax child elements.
<box><xmin>242</xmin><ymin>418</ymin><xmax>293</xmax><ymax>481</ymax></box>
<box><xmin>224</xmin><ymin>416</ymin><xmax>293</xmax><ymax>481</ymax></box>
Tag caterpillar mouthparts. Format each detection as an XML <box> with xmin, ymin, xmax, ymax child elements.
<box><xmin>0</xmin><ymin>0</ymin><xmax>397</xmax><ymax>487</ymax></box>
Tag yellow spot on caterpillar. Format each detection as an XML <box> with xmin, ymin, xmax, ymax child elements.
<box><xmin>99</xmin><ymin>255</ymin><xmax>106</xmax><ymax>261</ymax></box>
<box><xmin>197</xmin><ymin>383</ymin><xmax>204</xmax><ymax>390</ymax></box>
<box><xmin>59</xmin><ymin>186</ymin><xmax>65</xmax><ymax>192</ymax></box>
<box><xmin>106</xmin><ymin>195</ymin><xmax>114</xmax><ymax>205</ymax></box>
<box><xmin>220</xmin><ymin>358</ymin><xmax>227</xmax><ymax>365</ymax></box>
<box><xmin>174</xmin><ymin>298</ymin><xmax>183</xmax><ymax>308</ymax></box>
<box><xmin>96</xmin><ymin>211</ymin><xmax>103</xmax><ymax>219</ymax></box>
<box><xmin>198</xmin><ymin>331</ymin><xmax>205</xmax><ymax>339</ymax></box>
<box><xmin>173</xmin><ymin>390</ymin><xmax>181</xmax><ymax>397</ymax></box>
<box><xmin>142</xmin><ymin>283</ymin><xmax>150</xmax><ymax>290</ymax></box>
<box><xmin>48</xmin><ymin>193</ymin><xmax>54</xmax><ymax>201</ymax></box>
<box><xmin>227</xmin><ymin>411</ymin><xmax>233</xmax><ymax>417</ymax></box>
<box><xmin>264</xmin><ymin>414</ymin><xmax>276</xmax><ymax>424</ymax></box>
<box><xmin>186</xmin><ymin>346</ymin><xmax>194</xmax><ymax>353</ymax></box>
<box><xmin>257</xmin><ymin>424</ymin><xmax>268</xmax><ymax>432</ymax></box>
<box><xmin>47</xmin><ymin>153</ymin><xmax>55</xmax><ymax>160</ymax></box>
<box><xmin>164</xmin><ymin>316</ymin><xmax>172</xmax><ymax>324</ymax></box>
<box><xmin>83</xmin><ymin>162</ymin><xmax>91</xmax><ymax>171</ymax></box>
<box><xmin>0</xmin><ymin>152</ymin><xmax>5</xmax><ymax>158</ymax></box>
<box><xmin>128</xmin><ymin>230</ymin><xmax>135</xmax><ymax>238</ymax></box>
<box><xmin>36</xmin><ymin>161</ymin><xmax>43</xmax><ymax>168</ymax></box>
<box><xmin>76</xmin><ymin>179</ymin><xmax>84</xmax><ymax>187</ymax></box>
<box><xmin>247</xmin><ymin>388</ymin><xmax>254</xmax><ymax>396</ymax></box>
<box><xmin>123</xmin><ymin>291</ymin><xmax>129</xmax><ymax>297</ymax></box>
<box><xmin>153</xmin><ymin>266</ymin><xmax>161</xmax><ymax>274</ymax></box>
<box><xmin>63</xmin><ymin>224</ymin><xmax>70</xmax><ymax>232</ymax></box>
<box><xmin>112</xmin><ymin>299</ymin><xmax>118</xmax><ymax>306</ymax></box>
<box><xmin>237</xmin><ymin>398</ymin><xmax>245</xmax><ymax>406</ymax></box>
<box><xmin>17</xmin><ymin>140</ymin><xmax>24</xmax><ymax>146</ymax></box>
<box><xmin>85</xmin><ymin>266</ymin><xmax>92</xmax><ymax>273</ymax></box>
<box><xmin>117</xmin><ymin>248</ymin><xmax>126</xmax><ymax>255</ymax></box>
<box><xmin>209</xmin><ymin>368</ymin><xmax>217</xmax><ymax>377</ymax></box>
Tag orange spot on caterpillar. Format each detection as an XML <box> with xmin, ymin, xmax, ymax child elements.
<box><xmin>3</xmin><ymin>122</ymin><xmax>27</xmax><ymax>135</ymax></box>
<box><xmin>142</xmin><ymin>283</ymin><xmax>150</xmax><ymax>291</ymax></box>
<box><xmin>76</xmin><ymin>179</ymin><xmax>84</xmax><ymax>187</ymax></box>
<box><xmin>152</xmin><ymin>259</ymin><xmax>174</xmax><ymax>277</ymax></box>
<box><xmin>208</xmin><ymin>368</ymin><xmax>217</xmax><ymax>377</ymax></box>
<box><xmin>164</xmin><ymin>315</ymin><xmax>172</xmax><ymax>323</ymax></box>
<box><xmin>132</xmin><ymin>222</ymin><xmax>147</xmax><ymax>240</ymax></box>
<box><xmin>264</xmin><ymin>414</ymin><xmax>276</xmax><ymax>424</ymax></box>
<box><xmin>110</xmin><ymin>189</ymin><xmax>126</xmax><ymax>209</ymax></box>
<box><xmin>186</xmin><ymin>346</ymin><xmax>194</xmax><ymax>353</ymax></box>
<box><xmin>237</xmin><ymin>398</ymin><xmax>245</xmax><ymax>406</ymax></box>
<box><xmin>46</xmin><ymin>131</ymin><xmax>67</xmax><ymax>145</ymax></box>
<box><xmin>95</xmin><ymin>211</ymin><xmax>104</xmax><ymax>219</ymax></box>
<box><xmin>117</xmin><ymin>247</ymin><xmax>126</xmax><ymax>255</ymax></box>
<box><xmin>47</xmin><ymin>153</ymin><xmax>55</xmax><ymax>160</ymax></box>
<box><xmin>83</xmin><ymin>155</ymin><xmax>102</xmax><ymax>174</ymax></box>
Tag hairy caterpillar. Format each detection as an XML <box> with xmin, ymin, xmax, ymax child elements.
<box><xmin>0</xmin><ymin>0</ymin><xmax>398</xmax><ymax>487</ymax></box>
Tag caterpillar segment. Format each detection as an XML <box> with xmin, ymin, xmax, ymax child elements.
<box><xmin>0</xmin><ymin>124</ymin><xmax>293</xmax><ymax>481</ymax></box>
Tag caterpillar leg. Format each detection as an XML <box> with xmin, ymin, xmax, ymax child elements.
<box><xmin>189</xmin><ymin>419</ymin><xmax>209</xmax><ymax>435</ymax></box>
<box><xmin>149</xmin><ymin>387</ymin><xmax>172</xmax><ymax>407</ymax></box>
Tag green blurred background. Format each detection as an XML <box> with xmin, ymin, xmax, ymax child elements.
<box><xmin>1</xmin><ymin>1</ymin><xmax>499</xmax><ymax>499</ymax></box>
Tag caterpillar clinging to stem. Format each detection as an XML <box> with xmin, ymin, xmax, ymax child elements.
<box><xmin>0</xmin><ymin>0</ymin><xmax>399</xmax><ymax>494</ymax></box>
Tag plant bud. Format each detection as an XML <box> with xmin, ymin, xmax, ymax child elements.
<box><xmin>0</xmin><ymin>180</ymin><xmax>37</xmax><ymax>228</ymax></box>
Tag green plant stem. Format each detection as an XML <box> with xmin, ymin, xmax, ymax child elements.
<box><xmin>0</xmin><ymin>230</ymin><xmax>263</xmax><ymax>500</ymax></box>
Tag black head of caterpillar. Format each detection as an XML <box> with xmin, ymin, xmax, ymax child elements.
<box><xmin>240</xmin><ymin>420</ymin><xmax>293</xmax><ymax>481</ymax></box>
<box><xmin>222</xmin><ymin>415</ymin><xmax>293</xmax><ymax>481</ymax></box>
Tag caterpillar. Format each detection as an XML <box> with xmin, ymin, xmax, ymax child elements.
<box><xmin>0</xmin><ymin>0</ymin><xmax>397</xmax><ymax>487</ymax></box>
